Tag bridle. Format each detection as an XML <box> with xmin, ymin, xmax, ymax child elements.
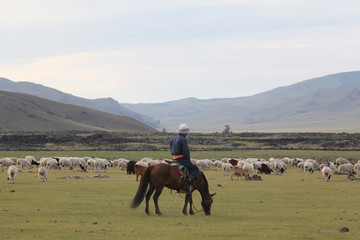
<box><xmin>177</xmin><ymin>191</ymin><xmax>211</xmax><ymax>215</ymax></box>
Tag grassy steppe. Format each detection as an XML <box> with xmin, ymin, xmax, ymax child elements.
<box><xmin>1</xmin><ymin>154</ymin><xmax>359</xmax><ymax>240</ymax></box>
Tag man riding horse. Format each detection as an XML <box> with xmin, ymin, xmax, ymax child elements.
<box><xmin>170</xmin><ymin>123</ymin><xmax>199</xmax><ymax>191</ymax></box>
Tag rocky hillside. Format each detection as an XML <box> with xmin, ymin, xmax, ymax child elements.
<box><xmin>0</xmin><ymin>77</ymin><xmax>161</xmax><ymax>129</ymax></box>
<box><xmin>0</xmin><ymin>91</ymin><xmax>157</xmax><ymax>133</ymax></box>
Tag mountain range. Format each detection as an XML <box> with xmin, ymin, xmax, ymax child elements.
<box><xmin>122</xmin><ymin>71</ymin><xmax>360</xmax><ymax>132</ymax></box>
<box><xmin>0</xmin><ymin>77</ymin><xmax>161</xmax><ymax>129</ymax></box>
<box><xmin>0</xmin><ymin>71</ymin><xmax>359</xmax><ymax>133</ymax></box>
<box><xmin>0</xmin><ymin>90</ymin><xmax>157</xmax><ymax>133</ymax></box>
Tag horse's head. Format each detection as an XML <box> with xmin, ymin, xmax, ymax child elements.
<box><xmin>201</xmin><ymin>193</ymin><xmax>216</xmax><ymax>215</ymax></box>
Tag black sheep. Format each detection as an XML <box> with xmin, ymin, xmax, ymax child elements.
<box><xmin>127</xmin><ymin>160</ymin><xmax>136</xmax><ymax>174</ymax></box>
<box><xmin>259</xmin><ymin>163</ymin><xmax>272</xmax><ymax>174</ymax></box>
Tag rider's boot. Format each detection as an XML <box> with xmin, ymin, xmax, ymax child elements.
<box><xmin>183</xmin><ymin>176</ymin><xmax>195</xmax><ymax>191</ymax></box>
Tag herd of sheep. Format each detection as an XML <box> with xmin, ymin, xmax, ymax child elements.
<box><xmin>218</xmin><ymin>157</ymin><xmax>360</xmax><ymax>182</ymax></box>
<box><xmin>1</xmin><ymin>155</ymin><xmax>360</xmax><ymax>184</ymax></box>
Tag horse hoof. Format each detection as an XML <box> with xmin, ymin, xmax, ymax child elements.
<box><xmin>182</xmin><ymin>211</ymin><xmax>188</xmax><ymax>216</ymax></box>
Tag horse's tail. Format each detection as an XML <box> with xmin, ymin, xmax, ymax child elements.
<box><xmin>130</xmin><ymin>166</ymin><xmax>154</xmax><ymax>209</ymax></box>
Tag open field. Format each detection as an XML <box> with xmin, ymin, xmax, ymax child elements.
<box><xmin>1</xmin><ymin>153</ymin><xmax>360</xmax><ymax>240</ymax></box>
<box><xmin>1</xmin><ymin>132</ymin><xmax>360</xmax><ymax>152</ymax></box>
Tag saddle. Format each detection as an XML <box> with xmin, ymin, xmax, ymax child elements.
<box><xmin>171</xmin><ymin>162</ymin><xmax>189</xmax><ymax>185</ymax></box>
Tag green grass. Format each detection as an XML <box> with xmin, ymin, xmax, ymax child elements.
<box><xmin>1</xmin><ymin>164</ymin><xmax>359</xmax><ymax>240</ymax></box>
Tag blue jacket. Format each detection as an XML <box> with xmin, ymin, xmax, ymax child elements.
<box><xmin>170</xmin><ymin>134</ymin><xmax>190</xmax><ymax>161</ymax></box>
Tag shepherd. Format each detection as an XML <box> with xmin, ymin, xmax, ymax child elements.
<box><xmin>130</xmin><ymin>123</ymin><xmax>215</xmax><ymax>216</ymax></box>
<box><xmin>170</xmin><ymin>123</ymin><xmax>199</xmax><ymax>191</ymax></box>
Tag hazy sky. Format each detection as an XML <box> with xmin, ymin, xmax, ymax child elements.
<box><xmin>1</xmin><ymin>0</ymin><xmax>359</xmax><ymax>103</ymax></box>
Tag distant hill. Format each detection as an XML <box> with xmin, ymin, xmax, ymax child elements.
<box><xmin>122</xmin><ymin>71</ymin><xmax>360</xmax><ymax>132</ymax></box>
<box><xmin>0</xmin><ymin>91</ymin><xmax>157</xmax><ymax>133</ymax></box>
<box><xmin>0</xmin><ymin>77</ymin><xmax>161</xmax><ymax>129</ymax></box>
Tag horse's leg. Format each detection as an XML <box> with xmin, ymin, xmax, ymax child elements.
<box><xmin>145</xmin><ymin>184</ymin><xmax>155</xmax><ymax>215</ymax></box>
<box><xmin>153</xmin><ymin>186</ymin><xmax>164</xmax><ymax>216</ymax></box>
<box><xmin>182</xmin><ymin>193</ymin><xmax>190</xmax><ymax>215</ymax></box>
<box><xmin>188</xmin><ymin>193</ymin><xmax>195</xmax><ymax>215</ymax></box>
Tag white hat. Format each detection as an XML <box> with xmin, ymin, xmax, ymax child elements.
<box><xmin>178</xmin><ymin>123</ymin><xmax>190</xmax><ymax>134</ymax></box>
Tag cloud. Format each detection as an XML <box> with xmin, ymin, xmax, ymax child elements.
<box><xmin>1</xmin><ymin>1</ymin><xmax>359</xmax><ymax>103</ymax></box>
<box><xmin>2</xmin><ymin>23</ymin><xmax>359</xmax><ymax>103</ymax></box>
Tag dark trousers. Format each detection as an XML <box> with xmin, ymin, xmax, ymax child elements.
<box><xmin>174</xmin><ymin>157</ymin><xmax>200</xmax><ymax>179</ymax></box>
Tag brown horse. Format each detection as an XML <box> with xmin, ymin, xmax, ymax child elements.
<box><xmin>130</xmin><ymin>163</ymin><xmax>215</xmax><ymax>216</ymax></box>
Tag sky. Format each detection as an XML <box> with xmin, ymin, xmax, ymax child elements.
<box><xmin>1</xmin><ymin>0</ymin><xmax>359</xmax><ymax>103</ymax></box>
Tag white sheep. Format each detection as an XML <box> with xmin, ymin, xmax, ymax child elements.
<box><xmin>135</xmin><ymin>161</ymin><xmax>148</xmax><ymax>168</ymax></box>
<box><xmin>111</xmin><ymin>159</ymin><xmax>121</xmax><ymax>168</ymax></box>
<box><xmin>7</xmin><ymin>165</ymin><xmax>18</xmax><ymax>184</ymax></box>
<box><xmin>112</xmin><ymin>158</ymin><xmax>129</xmax><ymax>170</ymax></box>
<box><xmin>292</xmin><ymin>158</ymin><xmax>303</xmax><ymax>167</ymax></box>
<box><xmin>319</xmin><ymin>163</ymin><xmax>326</xmax><ymax>170</ymax></box>
<box><xmin>196</xmin><ymin>159</ymin><xmax>210</xmax><ymax>171</ymax></box>
<box><xmin>59</xmin><ymin>157</ymin><xmax>73</xmax><ymax>170</ymax></box>
<box><xmin>69</xmin><ymin>157</ymin><xmax>87</xmax><ymax>169</ymax></box>
<box><xmin>312</xmin><ymin>162</ymin><xmax>320</xmax><ymax>171</ymax></box>
<box><xmin>205</xmin><ymin>159</ymin><xmax>214</xmax><ymax>170</ymax></box>
<box><xmin>297</xmin><ymin>162</ymin><xmax>305</xmax><ymax>172</ymax></box>
<box><xmin>328</xmin><ymin>162</ymin><xmax>336</xmax><ymax>172</ymax></box>
<box><xmin>25</xmin><ymin>155</ymin><xmax>37</xmax><ymax>165</ymax></box>
<box><xmin>119</xmin><ymin>158</ymin><xmax>130</xmax><ymax>164</ymax></box>
<box><xmin>305</xmin><ymin>159</ymin><xmax>317</xmax><ymax>163</ymax></box>
<box><xmin>16</xmin><ymin>158</ymin><xmax>32</xmax><ymax>170</ymax></box>
<box><xmin>336</xmin><ymin>158</ymin><xmax>349</xmax><ymax>165</ymax></box>
<box><xmin>147</xmin><ymin>159</ymin><xmax>161</xmax><ymax>166</ymax></box>
<box><xmin>94</xmin><ymin>158</ymin><xmax>106</xmax><ymax>171</ymax></box>
<box><xmin>338</xmin><ymin>163</ymin><xmax>354</xmax><ymax>174</ymax></box>
<box><xmin>244</xmin><ymin>158</ymin><xmax>259</xmax><ymax>164</ymax></box>
<box><xmin>0</xmin><ymin>157</ymin><xmax>15</xmax><ymax>171</ymax></box>
<box><xmin>38</xmin><ymin>167</ymin><xmax>48</xmax><ymax>182</ymax></box>
<box><xmin>46</xmin><ymin>159</ymin><xmax>59</xmax><ymax>170</ymax></box>
<box><xmin>242</xmin><ymin>162</ymin><xmax>254</xmax><ymax>176</ymax></box>
<box><xmin>253</xmin><ymin>161</ymin><xmax>263</xmax><ymax>172</ymax></box>
<box><xmin>39</xmin><ymin>157</ymin><xmax>52</xmax><ymax>167</ymax></box>
<box><xmin>303</xmin><ymin>161</ymin><xmax>314</xmax><ymax>173</ymax></box>
<box><xmin>270</xmin><ymin>161</ymin><xmax>276</xmax><ymax>172</ymax></box>
<box><xmin>353</xmin><ymin>163</ymin><xmax>360</xmax><ymax>173</ymax></box>
<box><xmin>274</xmin><ymin>160</ymin><xmax>286</xmax><ymax>174</ymax></box>
<box><xmin>140</xmin><ymin>157</ymin><xmax>153</xmax><ymax>163</ymax></box>
<box><xmin>87</xmin><ymin>158</ymin><xmax>96</xmax><ymax>170</ymax></box>
<box><xmin>94</xmin><ymin>158</ymin><xmax>111</xmax><ymax>172</ymax></box>
<box><xmin>25</xmin><ymin>155</ymin><xmax>36</xmax><ymax>161</ymax></box>
<box><xmin>321</xmin><ymin>166</ymin><xmax>332</xmax><ymax>181</ymax></box>
<box><xmin>269</xmin><ymin>157</ymin><xmax>278</xmax><ymax>162</ymax></box>
<box><xmin>236</xmin><ymin>160</ymin><xmax>246</xmax><ymax>168</ymax></box>
<box><xmin>213</xmin><ymin>160</ymin><xmax>223</xmax><ymax>171</ymax></box>
<box><xmin>281</xmin><ymin>157</ymin><xmax>295</xmax><ymax>167</ymax></box>
<box><xmin>78</xmin><ymin>158</ymin><xmax>88</xmax><ymax>171</ymax></box>
<box><xmin>222</xmin><ymin>163</ymin><xmax>232</xmax><ymax>176</ymax></box>
<box><xmin>221</xmin><ymin>157</ymin><xmax>232</xmax><ymax>163</ymax></box>
<box><xmin>9</xmin><ymin>157</ymin><xmax>18</xmax><ymax>164</ymax></box>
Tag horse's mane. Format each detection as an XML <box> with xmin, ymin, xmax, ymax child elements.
<box><xmin>200</xmin><ymin>171</ymin><xmax>209</xmax><ymax>190</ymax></box>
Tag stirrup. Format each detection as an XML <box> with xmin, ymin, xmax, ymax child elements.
<box><xmin>183</xmin><ymin>183</ymin><xmax>190</xmax><ymax>191</ymax></box>
<box><xmin>183</xmin><ymin>178</ymin><xmax>195</xmax><ymax>192</ymax></box>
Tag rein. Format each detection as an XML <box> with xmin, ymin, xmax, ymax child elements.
<box><xmin>192</xmin><ymin>200</ymin><xmax>203</xmax><ymax>214</ymax></box>
<box><xmin>175</xmin><ymin>190</ymin><xmax>204</xmax><ymax>214</ymax></box>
